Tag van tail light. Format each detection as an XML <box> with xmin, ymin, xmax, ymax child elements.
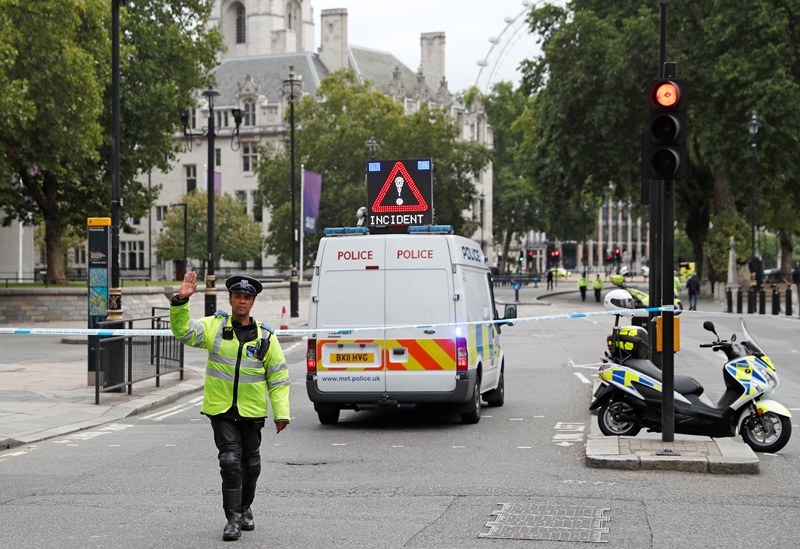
<box><xmin>456</xmin><ymin>337</ymin><xmax>468</xmax><ymax>371</ymax></box>
<box><xmin>307</xmin><ymin>338</ymin><xmax>317</xmax><ymax>372</ymax></box>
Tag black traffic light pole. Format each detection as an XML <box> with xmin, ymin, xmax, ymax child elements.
<box><xmin>654</xmin><ymin>0</ymin><xmax>677</xmax><ymax>447</ymax></box>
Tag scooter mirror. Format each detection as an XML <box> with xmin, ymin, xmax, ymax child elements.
<box><xmin>702</xmin><ymin>321</ymin><xmax>718</xmax><ymax>338</ymax></box>
<box><xmin>731</xmin><ymin>333</ymin><xmax>736</xmax><ymax>342</ymax></box>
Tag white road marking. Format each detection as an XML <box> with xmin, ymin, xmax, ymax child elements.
<box><xmin>568</xmin><ymin>357</ymin><xmax>604</xmax><ymax>369</ymax></box>
<box><xmin>332</xmin><ymin>443</ymin><xmax>346</xmax><ymax>446</ymax></box>
<box><xmin>510</xmin><ymin>418</ymin><xmax>524</xmax><ymax>421</ymax></box>
<box><xmin>452</xmin><ymin>446</ymin><xmax>466</xmax><ymax>448</ymax></box>
<box><xmin>574</xmin><ymin>372</ymin><xmax>591</xmax><ymax>384</ymax></box>
<box><xmin>141</xmin><ymin>404</ymin><xmax>186</xmax><ymax>419</ymax></box>
<box><xmin>151</xmin><ymin>404</ymin><xmax>200</xmax><ymax>421</ymax></box>
<box><xmin>556</xmin><ymin>442</ymin><xmax>574</xmax><ymax>446</ymax></box>
<box><xmin>392</xmin><ymin>445</ymin><xmax>405</xmax><ymax>448</ymax></box>
<box><xmin>517</xmin><ymin>446</ymin><xmax>532</xmax><ymax>449</ymax></box>
<box><xmin>108</xmin><ymin>445</ymin><xmax>120</xmax><ymax>447</ymax></box>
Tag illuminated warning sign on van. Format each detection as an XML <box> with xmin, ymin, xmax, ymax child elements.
<box><xmin>366</xmin><ymin>159</ymin><xmax>433</xmax><ymax>226</ymax></box>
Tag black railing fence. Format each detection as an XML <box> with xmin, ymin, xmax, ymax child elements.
<box><xmin>95</xmin><ymin>308</ymin><xmax>184</xmax><ymax>404</ymax></box>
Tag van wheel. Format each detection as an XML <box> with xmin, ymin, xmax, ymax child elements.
<box><xmin>483</xmin><ymin>369</ymin><xmax>504</xmax><ymax>407</ymax></box>
<box><xmin>315</xmin><ymin>404</ymin><xmax>340</xmax><ymax>425</ymax></box>
<box><xmin>460</xmin><ymin>377</ymin><xmax>481</xmax><ymax>424</ymax></box>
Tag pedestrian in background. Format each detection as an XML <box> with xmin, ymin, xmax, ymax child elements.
<box><xmin>593</xmin><ymin>274</ymin><xmax>604</xmax><ymax>302</ymax></box>
<box><xmin>170</xmin><ymin>272</ymin><xmax>290</xmax><ymax>542</ymax></box>
<box><xmin>578</xmin><ymin>272</ymin><xmax>588</xmax><ymax>301</ymax></box>
<box><xmin>687</xmin><ymin>272</ymin><xmax>700</xmax><ymax>311</ymax></box>
<box><xmin>546</xmin><ymin>269</ymin><xmax>554</xmax><ymax>290</ymax></box>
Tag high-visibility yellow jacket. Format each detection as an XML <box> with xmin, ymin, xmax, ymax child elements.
<box><xmin>577</xmin><ymin>277</ymin><xmax>588</xmax><ymax>288</ymax></box>
<box><xmin>170</xmin><ymin>302</ymin><xmax>290</xmax><ymax>421</ymax></box>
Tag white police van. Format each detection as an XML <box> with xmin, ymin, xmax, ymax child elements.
<box><xmin>305</xmin><ymin>225</ymin><xmax>516</xmax><ymax>424</ymax></box>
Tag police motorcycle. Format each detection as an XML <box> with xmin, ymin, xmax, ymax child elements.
<box><xmin>590</xmin><ymin>289</ymin><xmax>792</xmax><ymax>453</ymax></box>
<box><xmin>610</xmin><ymin>273</ymin><xmax>682</xmax><ymax>312</ymax></box>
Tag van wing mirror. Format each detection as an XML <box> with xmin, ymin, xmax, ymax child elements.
<box><xmin>503</xmin><ymin>304</ymin><xmax>517</xmax><ymax>320</ymax></box>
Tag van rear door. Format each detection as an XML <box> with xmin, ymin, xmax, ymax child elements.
<box><xmin>314</xmin><ymin>236</ymin><xmax>386</xmax><ymax>393</ymax></box>
<box><xmin>384</xmin><ymin>235</ymin><xmax>457</xmax><ymax>393</ymax></box>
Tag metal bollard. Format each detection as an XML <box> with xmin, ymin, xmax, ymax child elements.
<box><xmin>726</xmin><ymin>287</ymin><xmax>733</xmax><ymax>313</ymax></box>
<box><xmin>737</xmin><ymin>288</ymin><xmax>743</xmax><ymax>314</ymax></box>
<box><xmin>786</xmin><ymin>285</ymin><xmax>793</xmax><ymax>316</ymax></box>
<box><xmin>772</xmin><ymin>285</ymin><xmax>780</xmax><ymax>315</ymax></box>
<box><xmin>748</xmin><ymin>286</ymin><xmax>756</xmax><ymax>314</ymax></box>
<box><xmin>759</xmin><ymin>286</ymin><xmax>766</xmax><ymax>315</ymax></box>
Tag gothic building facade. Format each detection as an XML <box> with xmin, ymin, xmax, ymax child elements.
<box><xmin>113</xmin><ymin>0</ymin><xmax>493</xmax><ymax>281</ymax></box>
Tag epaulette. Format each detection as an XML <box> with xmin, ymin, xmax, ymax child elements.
<box><xmin>213</xmin><ymin>310</ymin><xmax>229</xmax><ymax>319</ymax></box>
<box><xmin>257</xmin><ymin>321</ymin><xmax>274</xmax><ymax>336</ymax></box>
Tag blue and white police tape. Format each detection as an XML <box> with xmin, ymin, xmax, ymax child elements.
<box><xmin>0</xmin><ymin>305</ymin><xmax>696</xmax><ymax>338</ymax></box>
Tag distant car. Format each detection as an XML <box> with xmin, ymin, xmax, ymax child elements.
<box><xmin>551</xmin><ymin>267</ymin><xmax>570</xmax><ymax>278</ymax></box>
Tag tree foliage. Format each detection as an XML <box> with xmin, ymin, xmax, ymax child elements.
<box><xmin>0</xmin><ymin>0</ymin><xmax>221</xmax><ymax>282</ymax></box>
<box><xmin>255</xmin><ymin>69</ymin><xmax>491</xmax><ymax>268</ymax></box>
<box><xmin>153</xmin><ymin>192</ymin><xmax>264</xmax><ymax>270</ymax></box>
<box><xmin>514</xmin><ymin>0</ymin><xmax>800</xmax><ymax>278</ymax></box>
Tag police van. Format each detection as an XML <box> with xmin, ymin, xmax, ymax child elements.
<box><xmin>305</xmin><ymin>225</ymin><xmax>516</xmax><ymax>424</ymax></box>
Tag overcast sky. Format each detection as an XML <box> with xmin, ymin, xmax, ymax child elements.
<box><xmin>310</xmin><ymin>0</ymin><xmax>549</xmax><ymax>93</ymax></box>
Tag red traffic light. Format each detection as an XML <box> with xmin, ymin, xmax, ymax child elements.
<box><xmin>652</xmin><ymin>81</ymin><xmax>679</xmax><ymax>108</ymax></box>
<box><xmin>615</xmin><ymin>247</ymin><xmax>620</xmax><ymax>255</ymax></box>
<box><xmin>528</xmin><ymin>250</ymin><xmax>534</xmax><ymax>257</ymax></box>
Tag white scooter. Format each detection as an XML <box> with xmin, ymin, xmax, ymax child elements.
<box><xmin>590</xmin><ymin>289</ymin><xmax>792</xmax><ymax>453</ymax></box>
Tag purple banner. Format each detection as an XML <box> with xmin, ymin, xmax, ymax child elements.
<box><xmin>303</xmin><ymin>170</ymin><xmax>322</xmax><ymax>233</ymax></box>
<box><xmin>215</xmin><ymin>171</ymin><xmax>222</xmax><ymax>194</ymax></box>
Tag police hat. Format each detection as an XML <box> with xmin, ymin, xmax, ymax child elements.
<box><xmin>225</xmin><ymin>275</ymin><xmax>262</xmax><ymax>296</ymax></box>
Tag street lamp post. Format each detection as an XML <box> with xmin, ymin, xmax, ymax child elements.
<box><xmin>171</xmin><ymin>203</ymin><xmax>188</xmax><ymax>279</ymax></box>
<box><xmin>367</xmin><ymin>135</ymin><xmax>379</xmax><ymax>159</ymax></box>
<box><xmin>179</xmin><ymin>88</ymin><xmax>243</xmax><ymax>316</ymax></box>
<box><xmin>479</xmin><ymin>192</ymin><xmax>486</xmax><ymax>252</ymax></box>
<box><xmin>108</xmin><ymin>0</ymin><xmax>126</xmax><ymax>322</ymax></box>
<box><xmin>748</xmin><ymin>110</ymin><xmax>761</xmax><ymax>274</ymax></box>
<box><xmin>284</xmin><ymin>66</ymin><xmax>301</xmax><ymax>317</ymax></box>
<box><xmin>203</xmin><ymin>87</ymin><xmax>220</xmax><ymax>316</ymax></box>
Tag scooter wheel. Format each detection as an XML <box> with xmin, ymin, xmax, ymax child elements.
<box><xmin>598</xmin><ymin>400</ymin><xmax>641</xmax><ymax>437</ymax></box>
<box><xmin>741</xmin><ymin>411</ymin><xmax>792</xmax><ymax>453</ymax></box>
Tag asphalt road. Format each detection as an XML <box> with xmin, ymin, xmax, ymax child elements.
<box><xmin>2</xmin><ymin>295</ymin><xmax>800</xmax><ymax>548</ymax></box>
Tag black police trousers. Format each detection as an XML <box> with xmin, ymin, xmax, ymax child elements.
<box><xmin>210</xmin><ymin>415</ymin><xmax>264</xmax><ymax>510</ymax></box>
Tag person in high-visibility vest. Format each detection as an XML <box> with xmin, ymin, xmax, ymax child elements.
<box><xmin>593</xmin><ymin>274</ymin><xmax>604</xmax><ymax>302</ymax></box>
<box><xmin>577</xmin><ymin>273</ymin><xmax>589</xmax><ymax>301</ymax></box>
<box><xmin>170</xmin><ymin>272</ymin><xmax>290</xmax><ymax>542</ymax></box>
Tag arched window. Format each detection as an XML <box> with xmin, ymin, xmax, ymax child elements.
<box><xmin>236</xmin><ymin>3</ymin><xmax>246</xmax><ymax>44</ymax></box>
<box><xmin>286</xmin><ymin>1</ymin><xmax>299</xmax><ymax>30</ymax></box>
<box><xmin>243</xmin><ymin>100</ymin><xmax>256</xmax><ymax>126</ymax></box>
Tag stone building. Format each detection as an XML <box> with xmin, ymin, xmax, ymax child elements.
<box><xmin>107</xmin><ymin>0</ymin><xmax>493</xmax><ymax>281</ymax></box>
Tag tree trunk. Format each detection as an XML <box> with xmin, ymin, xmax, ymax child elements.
<box><xmin>708</xmin><ymin>158</ymin><xmax>737</xmax><ymax>213</ymax></box>
<box><xmin>44</xmin><ymin>219</ymin><xmax>66</xmax><ymax>284</ymax></box>
<box><xmin>42</xmin><ymin>172</ymin><xmax>66</xmax><ymax>284</ymax></box>
<box><xmin>500</xmin><ymin>227</ymin><xmax>513</xmax><ymax>275</ymax></box>
<box><xmin>780</xmin><ymin>228</ymin><xmax>794</xmax><ymax>277</ymax></box>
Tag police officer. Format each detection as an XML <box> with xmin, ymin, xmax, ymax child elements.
<box><xmin>170</xmin><ymin>272</ymin><xmax>290</xmax><ymax>542</ymax></box>
<box><xmin>593</xmin><ymin>274</ymin><xmax>604</xmax><ymax>302</ymax></box>
<box><xmin>577</xmin><ymin>272</ymin><xmax>588</xmax><ymax>301</ymax></box>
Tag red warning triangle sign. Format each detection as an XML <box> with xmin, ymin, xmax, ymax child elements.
<box><xmin>371</xmin><ymin>161</ymin><xmax>429</xmax><ymax>213</ymax></box>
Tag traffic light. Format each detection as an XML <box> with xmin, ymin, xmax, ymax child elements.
<box><xmin>647</xmin><ymin>78</ymin><xmax>687</xmax><ymax>180</ymax></box>
<box><xmin>615</xmin><ymin>247</ymin><xmax>621</xmax><ymax>260</ymax></box>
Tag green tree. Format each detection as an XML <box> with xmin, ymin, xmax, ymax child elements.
<box><xmin>255</xmin><ymin>69</ymin><xmax>490</xmax><ymax>268</ymax></box>
<box><xmin>0</xmin><ymin>0</ymin><xmax>221</xmax><ymax>283</ymax></box>
<box><xmin>516</xmin><ymin>1</ymin><xmax>800</xmax><ymax>280</ymax></box>
<box><xmin>153</xmin><ymin>192</ymin><xmax>264</xmax><ymax>273</ymax></box>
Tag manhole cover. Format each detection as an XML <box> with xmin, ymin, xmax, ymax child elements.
<box><xmin>479</xmin><ymin>502</ymin><xmax>610</xmax><ymax>543</ymax></box>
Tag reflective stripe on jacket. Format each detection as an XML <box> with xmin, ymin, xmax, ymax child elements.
<box><xmin>170</xmin><ymin>302</ymin><xmax>290</xmax><ymax>421</ymax></box>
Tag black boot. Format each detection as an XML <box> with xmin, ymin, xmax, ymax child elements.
<box><xmin>222</xmin><ymin>488</ymin><xmax>243</xmax><ymax>541</ymax></box>
<box><xmin>241</xmin><ymin>507</ymin><xmax>254</xmax><ymax>531</ymax></box>
<box><xmin>223</xmin><ymin>509</ymin><xmax>243</xmax><ymax>541</ymax></box>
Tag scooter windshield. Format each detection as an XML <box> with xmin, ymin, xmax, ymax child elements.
<box><xmin>739</xmin><ymin>318</ymin><xmax>764</xmax><ymax>355</ymax></box>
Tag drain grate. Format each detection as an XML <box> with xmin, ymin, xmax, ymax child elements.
<box><xmin>479</xmin><ymin>502</ymin><xmax>610</xmax><ymax>543</ymax></box>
